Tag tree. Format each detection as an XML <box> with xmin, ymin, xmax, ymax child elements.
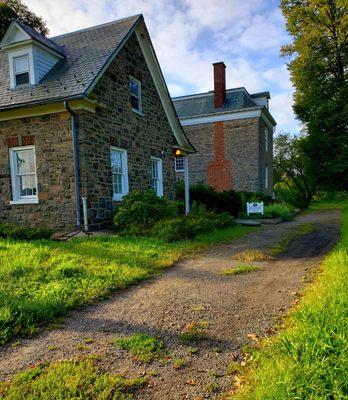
<box><xmin>281</xmin><ymin>0</ymin><xmax>348</xmax><ymax>190</ymax></box>
<box><xmin>273</xmin><ymin>133</ymin><xmax>317</xmax><ymax>208</ymax></box>
<box><xmin>0</xmin><ymin>0</ymin><xmax>48</xmax><ymax>39</ymax></box>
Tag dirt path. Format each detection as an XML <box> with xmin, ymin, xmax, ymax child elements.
<box><xmin>0</xmin><ymin>210</ymin><xmax>341</xmax><ymax>399</ymax></box>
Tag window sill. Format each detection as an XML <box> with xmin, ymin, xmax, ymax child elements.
<box><xmin>10</xmin><ymin>198</ymin><xmax>39</xmax><ymax>205</ymax></box>
<box><xmin>132</xmin><ymin>108</ymin><xmax>145</xmax><ymax>117</ymax></box>
<box><xmin>112</xmin><ymin>194</ymin><xmax>126</xmax><ymax>202</ymax></box>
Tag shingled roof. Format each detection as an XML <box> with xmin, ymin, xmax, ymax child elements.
<box><xmin>173</xmin><ymin>88</ymin><xmax>262</xmax><ymax>119</ymax></box>
<box><xmin>0</xmin><ymin>15</ymin><xmax>141</xmax><ymax>111</ymax></box>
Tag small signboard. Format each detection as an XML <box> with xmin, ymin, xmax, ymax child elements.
<box><xmin>247</xmin><ymin>202</ymin><xmax>264</xmax><ymax>215</ymax></box>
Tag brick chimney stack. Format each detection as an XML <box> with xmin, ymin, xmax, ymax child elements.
<box><xmin>213</xmin><ymin>62</ymin><xmax>226</xmax><ymax>108</ymax></box>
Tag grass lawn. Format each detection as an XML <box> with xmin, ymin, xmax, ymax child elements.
<box><xmin>0</xmin><ymin>225</ymin><xmax>251</xmax><ymax>345</ymax></box>
<box><xmin>231</xmin><ymin>205</ymin><xmax>348</xmax><ymax>399</ymax></box>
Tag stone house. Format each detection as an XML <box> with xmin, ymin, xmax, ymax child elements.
<box><xmin>0</xmin><ymin>15</ymin><xmax>193</xmax><ymax>231</ymax></box>
<box><xmin>173</xmin><ymin>62</ymin><xmax>276</xmax><ymax>195</ymax></box>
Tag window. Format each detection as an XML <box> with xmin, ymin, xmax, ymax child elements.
<box><xmin>265</xmin><ymin>166</ymin><xmax>269</xmax><ymax>189</ymax></box>
<box><xmin>174</xmin><ymin>156</ymin><xmax>184</xmax><ymax>172</ymax></box>
<box><xmin>110</xmin><ymin>147</ymin><xmax>128</xmax><ymax>201</ymax></box>
<box><xmin>264</xmin><ymin>128</ymin><xmax>269</xmax><ymax>151</ymax></box>
<box><xmin>130</xmin><ymin>76</ymin><xmax>142</xmax><ymax>112</ymax></box>
<box><xmin>9</xmin><ymin>146</ymin><xmax>38</xmax><ymax>204</ymax></box>
<box><xmin>14</xmin><ymin>55</ymin><xmax>30</xmax><ymax>86</ymax></box>
<box><xmin>151</xmin><ymin>157</ymin><xmax>163</xmax><ymax>196</ymax></box>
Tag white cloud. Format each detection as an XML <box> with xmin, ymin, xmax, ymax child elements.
<box><xmin>22</xmin><ymin>0</ymin><xmax>298</xmax><ymax>133</ymax></box>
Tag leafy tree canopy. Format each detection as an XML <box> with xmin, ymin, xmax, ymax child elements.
<box><xmin>274</xmin><ymin>133</ymin><xmax>317</xmax><ymax>208</ymax></box>
<box><xmin>0</xmin><ymin>0</ymin><xmax>48</xmax><ymax>39</ymax></box>
<box><xmin>281</xmin><ymin>0</ymin><xmax>348</xmax><ymax>190</ymax></box>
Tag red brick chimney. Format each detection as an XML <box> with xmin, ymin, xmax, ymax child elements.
<box><xmin>213</xmin><ymin>62</ymin><xmax>226</xmax><ymax>108</ymax></box>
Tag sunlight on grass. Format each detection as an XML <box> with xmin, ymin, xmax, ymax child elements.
<box><xmin>234</xmin><ymin>249</ymin><xmax>271</xmax><ymax>262</ymax></box>
<box><xmin>231</xmin><ymin>207</ymin><xmax>348</xmax><ymax>399</ymax></box>
<box><xmin>0</xmin><ymin>358</ymin><xmax>146</xmax><ymax>400</ymax></box>
<box><xmin>114</xmin><ymin>333</ymin><xmax>165</xmax><ymax>363</ymax></box>
<box><xmin>221</xmin><ymin>264</ymin><xmax>258</xmax><ymax>276</ymax></box>
<box><xmin>0</xmin><ymin>225</ymin><xmax>251</xmax><ymax>344</ymax></box>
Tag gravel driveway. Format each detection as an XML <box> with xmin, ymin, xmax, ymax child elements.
<box><xmin>0</xmin><ymin>210</ymin><xmax>341</xmax><ymax>399</ymax></box>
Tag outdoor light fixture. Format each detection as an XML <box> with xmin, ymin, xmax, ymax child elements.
<box><xmin>174</xmin><ymin>148</ymin><xmax>182</xmax><ymax>156</ymax></box>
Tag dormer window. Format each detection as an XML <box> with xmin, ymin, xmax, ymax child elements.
<box><xmin>14</xmin><ymin>54</ymin><xmax>30</xmax><ymax>86</ymax></box>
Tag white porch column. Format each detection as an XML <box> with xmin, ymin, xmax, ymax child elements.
<box><xmin>184</xmin><ymin>155</ymin><xmax>190</xmax><ymax>215</ymax></box>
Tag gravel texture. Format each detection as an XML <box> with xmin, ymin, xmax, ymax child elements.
<box><xmin>0</xmin><ymin>210</ymin><xmax>341</xmax><ymax>399</ymax></box>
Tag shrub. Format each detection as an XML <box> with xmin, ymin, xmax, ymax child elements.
<box><xmin>313</xmin><ymin>191</ymin><xmax>348</xmax><ymax>202</ymax></box>
<box><xmin>152</xmin><ymin>206</ymin><xmax>236</xmax><ymax>242</ymax></box>
<box><xmin>176</xmin><ymin>182</ymin><xmax>242</xmax><ymax>217</ymax></box>
<box><xmin>113</xmin><ymin>190</ymin><xmax>177</xmax><ymax>235</ymax></box>
<box><xmin>239</xmin><ymin>191</ymin><xmax>273</xmax><ymax>212</ymax></box>
<box><xmin>0</xmin><ymin>224</ymin><xmax>53</xmax><ymax>240</ymax></box>
<box><xmin>263</xmin><ymin>203</ymin><xmax>294</xmax><ymax>221</ymax></box>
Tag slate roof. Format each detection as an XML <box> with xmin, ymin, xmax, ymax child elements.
<box><xmin>15</xmin><ymin>19</ymin><xmax>66</xmax><ymax>56</ymax></box>
<box><xmin>172</xmin><ymin>88</ymin><xmax>261</xmax><ymax>119</ymax></box>
<box><xmin>0</xmin><ymin>15</ymin><xmax>141</xmax><ymax>111</ymax></box>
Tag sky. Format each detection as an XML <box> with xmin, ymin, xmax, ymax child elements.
<box><xmin>23</xmin><ymin>0</ymin><xmax>299</xmax><ymax>133</ymax></box>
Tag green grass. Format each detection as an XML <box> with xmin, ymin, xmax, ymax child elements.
<box><xmin>114</xmin><ymin>333</ymin><xmax>165</xmax><ymax>363</ymax></box>
<box><xmin>0</xmin><ymin>225</ymin><xmax>250</xmax><ymax>344</ymax></box>
<box><xmin>221</xmin><ymin>264</ymin><xmax>258</xmax><ymax>276</ymax></box>
<box><xmin>179</xmin><ymin>320</ymin><xmax>209</xmax><ymax>343</ymax></box>
<box><xmin>0</xmin><ymin>358</ymin><xmax>146</xmax><ymax>399</ymax></box>
<box><xmin>232</xmin><ymin>206</ymin><xmax>348</xmax><ymax>399</ymax></box>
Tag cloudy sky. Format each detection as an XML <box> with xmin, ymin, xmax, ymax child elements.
<box><xmin>23</xmin><ymin>0</ymin><xmax>299</xmax><ymax>133</ymax></box>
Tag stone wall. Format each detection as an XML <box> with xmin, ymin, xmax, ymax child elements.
<box><xmin>77</xmin><ymin>32</ymin><xmax>177</xmax><ymax>230</ymax></box>
<box><xmin>0</xmin><ymin>112</ymin><xmax>77</xmax><ymax>229</ymax></box>
<box><xmin>181</xmin><ymin>117</ymin><xmax>269</xmax><ymax>193</ymax></box>
<box><xmin>0</xmin><ymin>32</ymin><xmax>179</xmax><ymax>231</ymax></box>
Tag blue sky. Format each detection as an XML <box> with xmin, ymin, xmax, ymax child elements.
<box><xmin>24</xmin><ymin>0</ymin><xmax>299</xmax><ymax>133</ymax></box>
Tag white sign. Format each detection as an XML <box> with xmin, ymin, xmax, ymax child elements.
<box><xmin>247</xmin><ymin>202</ymin><xmax>264</xmax><ymax>215</ymax></box>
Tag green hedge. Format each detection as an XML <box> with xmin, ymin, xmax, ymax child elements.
<box><xmin>0</xmin><ymin>223</ymin><xmax>53</xmax><ymax>240</ymax></box>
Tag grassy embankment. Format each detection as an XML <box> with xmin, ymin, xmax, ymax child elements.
<box><xmin>231</xmin><ymin>205</ymin><xmax>348</xmax><ymax>399</ymax></box>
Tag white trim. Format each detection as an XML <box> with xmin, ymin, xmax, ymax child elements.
<box><xmin>9</xmin><ymin>145</ymin><xmax>39</xmax><ymax>204</ymax></box>
<box><xmin>10</xmin><ymin>199</ymin><xmax>39</xmax><ymax>205</ymax></box>
<box><xmin>110</xmin><ymin>146</ymin><xmax>129</xmax><ymax>201</ymax></box>
<box><xmin>180</xmin><ymin>109</ymin><xmax>275</xmax><ymax>129</ymax></box>
<box><xmin>265</xmin><ymin>165</ymin><xmax>269</xmax><ymax>189</ymax></box>
<box><xmin>134</xmin><ymin>23</ymin><xmax>193</xmax><ymax>152</ymax></box>
<box><xmin>151</xmin><ymin>156</ymin><xmax>163</xmax><ymax>196</ymax></box>
<box><xmin>174</xmin><ymin>155</ymin><xmax>184</xmax><ymax>172</ymax></box>
<box><xmin>8</xmin><ymin>47</ymin><xmax>35</xmax><ymax>89</ymax></box>
<box><xmin>180</xmin><ymin>109</ymin><xmax>262</xmax><ymax>126</ymax></box>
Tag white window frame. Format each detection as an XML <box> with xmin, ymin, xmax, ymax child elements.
<box><xmin>110</xmin><ymin>146</ymin><xmax>129</xmax><ymax>201</ymax></box>
<box><xmin>264</xmin><ymin>128</ymin><xmax>269</xmax><ymax>151</ymax></box>
<box><xmin>9</xmin><ymin>145</ymin><xmax>39</xmax><ymax>204</ymax></box>
<box><xmin>265</xmin><ymin>165</ymin><xmax>269</xmax><ymax>189</ymax></box>
<box><xmin>8</xmin><ymin>47</ymin><xmax>35</xmax><ymax>89</ymax></box>
<box><xmin>151</xmin><ymin>157</ymin><xmax>163</xmax><ymax>197</ymax></box>
<box><xmin>174</xmin><ymin>155</ymin><xmax>184</xmax><ymax>172</ymax></box>
<box><xmin>129</xmin><ymin>76</ymin><xmax>143</xmax><ymax>114</ymax></box>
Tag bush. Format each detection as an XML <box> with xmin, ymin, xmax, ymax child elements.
<box><xmin>239</xmin><ymin>191</ymin><xmax>273</xmax><ymax>212</ymax></box>
<box><xmin>152</xmin><ymin>206</ymin><xmax>236</xmax><ymax>242</ymax></box>
<box><xmin>113</xmin><ymin>190</ymin><xmax>177</xmax><ymax>235</ymax></box>
<box><xmin>274</xmin><ymin>183</ymin><xmax>311</xmax><ymax>209</ymax></box>
<box><xmin>263</xmin><ymin>203</ymin><xmax>294</xmax><ymax>221</ymax></box>
<box><xmin>313</xmin><ymin>191</ymin><xmax>348</xmax><ymax>202</ymax></box>
<box><xmin>176</xmin><ymin>182</ymin><xmax>242</xmax><ymax>217</ymax></box>
<box><xmin>0</xmin><ymin>223</ymin><xmax>53</xmax><ymax>240</ymax></box>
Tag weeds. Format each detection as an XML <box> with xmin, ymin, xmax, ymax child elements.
<box><xmin>221</xmin><ymin>264</ymin><xmax>258</xmax><ymax>276</ymax></box>
<box><xmin>114</xmin><ymin>333</ymin><xmax>165</xmax><ymax>363</ymax></box>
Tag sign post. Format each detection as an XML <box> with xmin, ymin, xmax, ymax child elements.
<box><xmin>247</xmin><ymin>202</ymin><xmax>264</xmax><ymax>215</ymax></box>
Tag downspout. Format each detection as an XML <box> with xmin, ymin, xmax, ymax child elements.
<box><xmin>64</xmin><ymin>101</ymin><xmax>81</xmax><ymax>228</ymax></box>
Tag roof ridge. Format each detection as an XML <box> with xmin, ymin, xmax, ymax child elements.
<box><xmin>172</xmin><ymin>87</ymin><xmax>247</xmax><ymax>101</ymax></box>
<box><xmin>51</xmin><ymin>14</ymin><xmax>142</xmax><ymax>40</ymax></box>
